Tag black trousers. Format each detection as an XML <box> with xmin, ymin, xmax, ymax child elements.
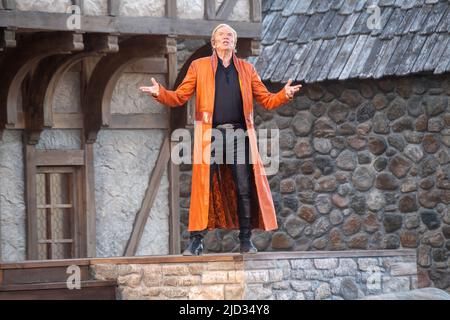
<box><xmin>191</xmin><ymin>125</ymin><xmax>253</xmax><ymax>240</ymax></box>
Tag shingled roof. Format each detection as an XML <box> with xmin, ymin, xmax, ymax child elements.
<box><xmin>251</xmin><ymin>0</ymin><xmax>450</xmax><ymax>84</ymax></box>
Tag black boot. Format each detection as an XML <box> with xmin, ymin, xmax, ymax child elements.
<box><xmin>182</xmin><ymin>231</ymin><xmax>204</xmax><ymax>256</ymax></box>
<box><xmin>238</xmin><ymin>203</ymin><xmax>257</xmax><ymax>254</ymax></box>
<box><xmin>240</xmin><ymin>231</ymin><xmax>258</xmax><ymax>254</ymax></box>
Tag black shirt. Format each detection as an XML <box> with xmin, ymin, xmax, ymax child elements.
<box><xmin>212</xmin><ymin>57</ymin><xmax>245</xmax><ymax>126</ymax></box>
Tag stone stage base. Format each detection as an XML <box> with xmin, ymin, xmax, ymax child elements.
<box><xmin>91</xmin><ymin>249</ymin><xmax>418</xmax><ymax>300</ymax></box>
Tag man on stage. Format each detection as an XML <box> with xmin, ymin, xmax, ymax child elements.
<box><xmin>140</xmin><ymin>24</ymin><xmax>301</xmax><ymax>255</ymax></box>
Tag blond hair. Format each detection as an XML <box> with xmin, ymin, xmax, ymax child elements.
<box><xmin>211</xmin><ymin>23</ymin><xmax>238</xmax><ymax>49</ymax></box>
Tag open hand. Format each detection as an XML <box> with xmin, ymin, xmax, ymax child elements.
<box><xmin>139</xmin><ymin>77</ymin><xmax>160</xmax><ymax>97</ymax></box>
<box><xmin>284</xmin><ymin>79</ymin><xmax>302</xmax><ymax>99</ymax></box>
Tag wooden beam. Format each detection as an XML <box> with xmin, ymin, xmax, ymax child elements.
<box><xmin>166</xmin><ymin>34</ymin><xmax>179</xmax><ymax>254</ymax></box>
<box><xmin>74</xmin><ymin>166</ymin><xmax>85</xmax><ymax>258</ymax></box>
<box><xmin>0</xmin><ymin>11</ymin><xmax>262</xmax><ymax>39</ymax></box>
<box><xmin>110</xmin><ymin>113</ymin><xmax>169</xmax><ymax>129</ymax></box>
<box><xmin>166</xmin><ymin>36</ymin><xmax>177</xmax><ymax>87</ymax></box>
<box><xmin>35</xmin><ymin>150</ymin><xmax>85</xmax><ymax>166</ymax></box>
<box><xmin>124</xmin><ymin>134</ymin><xmax>170</xmax><ymax>256</ymax></box>
<box><xmin>216</xmin><ymin>0</ymin><xmax>238</xmax><ymax>20</ymax></box>
<box><xmin>1</xmin><ymin>0</ymin><xmax>15</xmax><ymax>10</ymax></box>
<box><xmin>53</xmin><ymin>113</ymin><xmax>84</xmax><ymax>128</ymax></box>
<box><xmin>165</xmin><ymin>0</ymin><xmax>177</xmax><ymax>18</ymax></box>
<box><xmin>205</xmin><ymin>0</ymin><xmax>216</xmax><ymax>20</ymax></box>
<box><xmin>83</xmin><ymin>143</ymin><xmax>96</xmax><ymax>258</ymax></box>
<box><xmin>108</xmin><ymin>0</ymin><xmax>120</xmax><ymax>17</ymax></box>
<box><xmin>250</xmin><ymin>0</ymin><xmax>261</xmax><ymax>22</ymax></box>
<box><xmin>84</xmin><ymin>33</ymin><xmax>119</xmax><ymax>53</ymax></box>
<box><xmin>24</xmin><ymin>143</ymin><xmax>38</xmax><ymax>260</ymax></box>
<box><xmin>0</xmin><ymin>28</ymin><xmax>16</xmax><ymax>49</ymax></box>
<box><xmin>168</xmin><ymin>141</ymin><xmax>180</xmax><ymax>254</ymax></box>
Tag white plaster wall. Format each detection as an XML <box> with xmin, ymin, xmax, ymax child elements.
<box><xmin>111</xmin><ymin>73</ymin><xmax>167</xmax><ymax>114</ymax></box>
<box><xmin>15</xmin><ymin>0</ymin><xmax>72</xmax><ymax>13</ymax></box>
<box><xmin>84</xmin><ymin>0</ymin><xmax>108</xmax><ymax>16</ymax></box>
<box><xmin>35</xmin><ymin>130</ymin><xmax>82</xmax><ymax>150</ymax></box>
<box><xmin>94</xmin><ymin>130</ymin><xmax>169</xmax><ymax>257</ymax></box>
<box><xmin>177</xmin><ymin>0</ymin><xmax>204</xmax><ymax>19</ymax></box>
<box><xmin>0</xmin><ymin>131</ymin><xmax>26</xmax><ymax>262</ymax></box>
<box><xmin>119</xmin><ymin>0</ymin><xmax>165</xmax><ymax>17</ymax></box>
<box><xmin>53</xmin><ymin>71</ymin><xmax>82</xmax><ymax>114</ymax></box>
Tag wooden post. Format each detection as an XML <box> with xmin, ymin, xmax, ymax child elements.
<box><xmin>1</xmin><ymin>0</ymin><xmax>16</xmax><ymax>10</ymax></box>
<box><xmin>108</xmin><ymin>0</ymin><xmax>120</xmax><ymax>16</ymax></box>
<box><xmin>80</xmin><ymin>57</ymin><xmax>99</xmax><ymax>258</ymax></box>
<box><xmin>83</xmin><ymin>143</ymin><xmax>97</xmax><ymax>258</ymax></box>
<box><xmin>166</xmin><ymin>35</ymin><xmax>181</xmax><ymax>254</ymax></box>
<box><xmin>250</xmin><ymin>0</ymin><xmax>261</xmax><ymax>22</ymax></box>
<box><xmin>24</xmin><ymin>142</ymin><xmax>38</xmax><ymax>260</ymax></box>
<box><xmin>166</xmin><ymin>0</ymin><xmax>177</xmax><ymax>18</ymax></box>
<box><xmin>205</xmin><ymin>0</ymin><xmax>216</xmax><ymax>20</ymax></box>
<box><xmin>0</xmin><ymin>28</ymin><xmax>16</xmax><ymax>50</ymax></box>
<box><xmin>71</xmin><ymin>0</ymin><xmax>84</xmax><ymax>14</ymax></box>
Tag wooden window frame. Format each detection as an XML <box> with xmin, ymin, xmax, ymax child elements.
<box><xmin>25</xmin><ymin>145</ymin><xmax>93</xmax><ymax>260</ymax></box>
<box><xmin>35</xmin><ymin>166</ymin><xmax>82</xmax><ymax>260</ymax></box>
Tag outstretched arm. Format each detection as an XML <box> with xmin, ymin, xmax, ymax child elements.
<box><xmin>139</xmin><ymin>62</ymin><xmax>197</xmax><ymax>107</ymax></box>
<box><xmin>251</xmin><ymin>66</ymin><xmax>302</xmax><ymax>110</ymax></box>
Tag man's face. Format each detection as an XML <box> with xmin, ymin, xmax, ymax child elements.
<box><xmin>213</xmin><ymin>26</ymin><xmax>235</xmax><ymax>51</ymax></box>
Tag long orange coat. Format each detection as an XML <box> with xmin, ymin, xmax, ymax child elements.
<box><xmin>156</xmin><ymin>51</ymin><xmax>290</xmax><ymax>231</ymax></box>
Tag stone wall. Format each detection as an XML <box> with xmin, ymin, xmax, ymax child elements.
<box><xmin>91</xmin><ymin>249</ymin><xmax>417</xmax><ymax>300</ymax></box>
<box><xmin>177</xmin><ymin>73</ymin><xmax>450</xmax><ymax>292</ymax></box>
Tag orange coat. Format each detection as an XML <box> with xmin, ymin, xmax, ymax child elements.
<box><xmin>155</xmin><ymin>51</ymin><xmax>290</xmax><ymax>231</ymax></box>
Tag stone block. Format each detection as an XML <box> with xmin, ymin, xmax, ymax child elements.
<box><xmin>315</xmin><ymin>283</ymin><xmax>332</xmax><ymax>300</ymax></box>
<box><xmin>225</xmin><ymin>284</ymin><xmax>244</xmax><ymax>300</ymax></box>
<box><xmin>290</xmin><ymin>259</ymin><xmax>313</xmax><ymax>269</ymax></box>
<box><xmin>206</xmin><ymin>261</ymin><xmax>238</xmax><ymax>271</ymax></box>
<box><xmin>162</xmin><ymin>275</ymin><xmax>201</xmax><ymax>286</ymax></box>
<box><xmin>389</xmin><ymin>262</ymin><xmax>417</xmax><ymax>276</ymax></box>
<box><xmin>162</xmin><ymin>264</ymin><xmax>190</xmax><ymax>276</ymax></box>
<box><xmin>92</xmin><ymin>264</ymin><xmax>119</xmax><ymax>280</ymax></box>
<box><xmin>269</xmin><ymin>269</ymin><xmax>284</xmax><ymax>282</ymax></box>
<box><xmin>382</xmin><ymin>276</ymin><xmax>411</xmax><ymax>293</ymax></box>
<box><xmin>335</xmin><ymin>258</ymin><xmax>358</xmax><ymax>276</ymax></box>
<box><xmin>314</xmin><ymin>258</ymin><xmax>339</xmax><ymax>269</ymax></box>
<box><xmin>291</xmin><ymin>281</ymin><xmax>312</xmax><ymax>292</ymax></box>
<box><xmin>202</xmin><ymin>271</ymin><xmax>230</xmax><ymax>284</ymax></box>
<box><xmin>118</xmin><ymin>273</ymin><xmax>142</xmax><ymax>288</ymax></box>
<box><xmin>357</xmin><ymin>258</ymin><xmax>380</xmax><ymax>271</ymax></box>
<box><xmin>245</xmin><ymin>270</ymin><xmax>270</xmax><ymax>283</ymax></box>
<box><xmin>244</xmin><ymin>284</ymin><xmax>272</xmax><ymax>300</ymax></box>
<box><xmin>188</xmin><ymin>264</ymin><xmax>206</xmax><ymax>275</ymax></box>
<box><xmin>272</xmin><ymin>281</ymin><xmax>290</xmax><ymax>290</ymax></box>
